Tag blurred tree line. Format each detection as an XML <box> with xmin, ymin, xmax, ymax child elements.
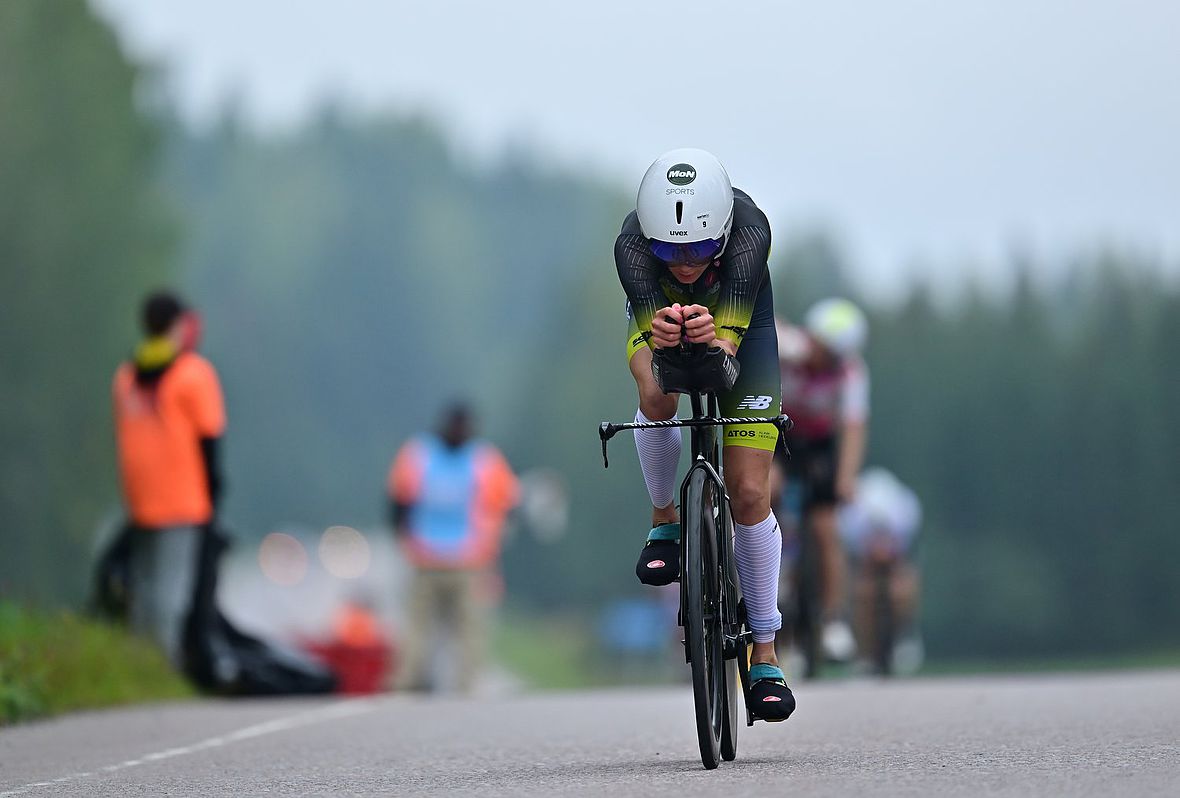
<box><xmin>773</xmin><ymin>249</ymin><xmax>1180</xmax><ymax>658</ymax></box>
<box><xmin>2</xmin><ymin>0</ymin><xmax>1177</xmax><ymax>661</ymax></box>
<box><xmin>0</xmin><ymin>0</ymin><xmax>174</xmax><ymax>603</ymax></box>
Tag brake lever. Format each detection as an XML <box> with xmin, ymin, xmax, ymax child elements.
<box><xmin>774</xmin><ymin>415</ymin><xmax>794</xmax><ymax>460</ymax></box>
<box><xmin>599</xmin><ymin>422</ymin><xmax>617</xmax><ymax>468</ymax></box>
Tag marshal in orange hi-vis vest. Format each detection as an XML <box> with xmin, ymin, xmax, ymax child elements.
<box><xmin>388</xmin><ymin>437</ymin><xmax>518</xmax><ymax>570</ymax></box>
<box><xmin>113</xmin><ymin>353</ymin><xmax>226</xmax><ymax>528</ymax></box>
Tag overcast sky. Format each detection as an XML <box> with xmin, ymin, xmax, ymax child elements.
<box><xmin>95</xmin><ymin>0</ymin><xmax>1180</xmax><ymax>295</ymax></box>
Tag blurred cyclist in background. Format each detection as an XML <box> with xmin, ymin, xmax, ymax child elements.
<box><xmin>775</xmin><ymin>298</ymin><xmax>869</xmax><ymax>663</ymax></box>
<box><xmin>615</xmin><ymin>148</ymin><xmax>795</xmax><ymax>719</ymax></box>
<box><xmin>387</xmin><ymin>402</ymin><xmax>518</xmax><ymax>693</ymax></box>
<box><xmin>839</xmin><ymin>467</ymin><xmax>922</xmax><ymax>675</ymax></box>
<box><xmin>111</xmin><ymin>291</ymin><xmax>225</xmax><ymax>666</ymax></box>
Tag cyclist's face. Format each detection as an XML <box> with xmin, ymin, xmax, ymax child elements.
<box><xmin>650</xmin><ymin>238</ymin><xmax>724</xmax><ymax>284</ymax></box>
<box><xmin>668</xmin><ymin>261</ymin><xmax>710</xmax><ymax>284</ymax></box>
<box><xmin>807</xmin><ymin>336</ymin><xmax>839</xmax><ymax>369</ymax></box>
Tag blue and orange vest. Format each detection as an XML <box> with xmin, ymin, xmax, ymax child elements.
<box><xmin>388</xmin><ymin>436</ymin><xmax>518</xmax><ymax>569</ymax></box>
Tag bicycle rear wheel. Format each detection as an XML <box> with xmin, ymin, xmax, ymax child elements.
<box><xmin>871</xmin><ymin>561</ymin><xmax>896</xmax><ymax>676</ymax></box>
<box><xmin>683</xmin><ymin>467</ymin><xmax>725</xmax><ymax>770</ymax></box>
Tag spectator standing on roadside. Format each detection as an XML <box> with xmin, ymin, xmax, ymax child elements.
<box><xmin>112</xmin><ymin>291</ymin><xmax>225</xmax><ymax>666</ymax></box>
<box><xmin>387</xmin><ymin>403</ymin><xmax>518</xmax><ymax>693</ymax></box>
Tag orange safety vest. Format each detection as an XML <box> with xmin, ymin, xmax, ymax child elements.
<box><xmin>113</xmin><ymin>352</ymin><xmax>226</xmax><ymax>528</ymax></box>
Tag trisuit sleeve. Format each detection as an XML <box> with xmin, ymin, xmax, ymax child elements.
<box><xmin>712</xmin><ymin>224</ymin><xmax>771</xmax><ymax>348</ymax></box>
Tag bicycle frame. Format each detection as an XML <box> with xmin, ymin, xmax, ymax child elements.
<box><xmin>599</xmin><ymin>396</ymin><xmax>792</xmax><ymax>735</ymax></box>
<box><xmin>677</xmin><ymin>391</ymin><xmax>735</xmax><ymax>663</ymax></box>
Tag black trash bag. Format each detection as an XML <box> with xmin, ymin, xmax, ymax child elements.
<box><xmin>183</xmin><ymin>525</ymin><xmax>336</xmax><ymax>696</ymax></box>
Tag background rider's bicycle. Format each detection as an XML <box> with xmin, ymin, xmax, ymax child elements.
<box><xmin>774</xmin><ymin>471</ymin><xmax>825</xmax><ymax>680</ymax></box>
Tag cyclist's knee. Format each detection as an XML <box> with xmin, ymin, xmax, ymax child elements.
<box><xmin>728</xmin><ymin>472</ymin><xmax>771</xmax><ymax>524</ymax></box>
<box><xmin>630</xmin><ymin>353</ymin><xmax>677</xmax><ymax>420</ymax></box>
<box><xmin>638</xmin><ymin>390</ymin><xmax>676</xmax><ymax>420</ymax></box>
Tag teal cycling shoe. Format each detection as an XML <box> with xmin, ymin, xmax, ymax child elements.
<box><xmin>748</xmin><ymin>663</ymin><xmax>796</xmax><ymax>722</ymax></box>
<box><xmin>636</xmin><ymin>522</ymin><xmax>680</xmax><ymax>586</ymax></box>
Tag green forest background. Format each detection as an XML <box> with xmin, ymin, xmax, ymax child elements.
<box><xmin>2</xmin><ymin>0</ymin><xmax>1178</xmax><ymax>664</ymax></box>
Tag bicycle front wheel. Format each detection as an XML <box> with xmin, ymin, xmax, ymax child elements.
<box><xmin>683</xmin><ymin>466</ymin><xmax>725</xmax><ymax>770</ymax></box>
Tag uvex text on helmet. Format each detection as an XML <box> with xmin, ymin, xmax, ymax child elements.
<box><xmin>636</xmin><ymin>148</ymin><xmax>734</xmax><ymax>245</ymax></box>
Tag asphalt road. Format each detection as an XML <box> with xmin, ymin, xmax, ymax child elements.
<box><xmin>2</xmin><ymin>670</ymin><xmax>1178</xmax><ymax>797</ymax></box>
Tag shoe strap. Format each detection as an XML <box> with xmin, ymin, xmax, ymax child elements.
<box><xmin>646</xmin><ymin>522</ymin><xmax>681</xmax><ymax>542</ymax></box>
<box><xmin>749</xmin><ymin>663</ymin><xmax>785</xmax><ymax>683</ymax></box>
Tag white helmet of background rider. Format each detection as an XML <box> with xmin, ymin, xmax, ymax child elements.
<box><xmin>805</xmin><ymin>297</ymin><xmax>868</xmax><ymax>359</ymax></box>
<box><xmin>637</xmin><ymin>148</ymin><xmax>734</xmax><ymax>264</ymax></box>
<box><xmin>856</xmin><ymin>467</ymin><xmax>922</xmax><ymax>534</ymax></box>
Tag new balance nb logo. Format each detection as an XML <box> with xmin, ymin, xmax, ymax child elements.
<box><xmin>736</xmin><ymin>395</ymin><xmax>773</xmax><ymax>410</ymax></box>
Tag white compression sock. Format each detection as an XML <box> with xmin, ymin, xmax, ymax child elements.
<box><xmin>633</xmin><ymin>408</ymin><xmax>682</xmax><ymax>511</ymax></box>
<box><xmin>734</xmin><ymin>512</ymin><xmax>783</xmax><ymax>644</ymax></box>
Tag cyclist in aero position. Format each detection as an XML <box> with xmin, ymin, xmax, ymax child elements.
<box><xmin>615</xmin><ymin>148</ymin><xmax>794</xmax><ymax>720</ymax></box>
<box><xmin>775</xmin><ymin>299</ymin><xmax>870</xmax><ymax>663</ymax></box>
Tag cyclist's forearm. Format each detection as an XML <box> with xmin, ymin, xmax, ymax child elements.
<box><xmin>714</xmin><ymin>339</ymin><xmax>737</xmax><ymax>356</ymax></box>
<box><xmin>616</xmin><ymin>232</ymin><xmax>664</xmax><ymax>346</ymax></box>
<box><xmin>714</xmin><ymin>225</ymin><xmax>770</xmax><ymax>347</ymax></box>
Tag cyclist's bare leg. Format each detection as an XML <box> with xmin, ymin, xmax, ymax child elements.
<box><xmin>852</xmin><ymin>557</ymin><xmax>919</xmax><ymax>659</ymax></box>
<box><xmin>891</xmin><ymin>561</ymin><xmax>919</xmax><ymax>626</ymax></box>
<box><xmin>723</xmin><ymin>445</ymin><xmax>780</xmax><ymax>667</ymax></box>
<box><xmin>811</xmin><ymin>505</ymin><xmax>848</xmax><ymax>620</ymax></box>
<box><xmin>629</xmin><ymin>346</ymin><xmax>677</xmax><ymax>421</ymax></box>
<box><xmin>629</xmin><ymin>347</ymin><xmax>680</xmax><ymax>526</ymax></box>
<box><xmin>769</xmin><ymin>455</ymin><xmax>786</xmax><ymax>509</ymax></box>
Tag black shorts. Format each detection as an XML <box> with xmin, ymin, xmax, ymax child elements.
<box><xmin>775</xmin><ymin>434</ymin><xmax>837</xmax><ymax>509</ymax></box>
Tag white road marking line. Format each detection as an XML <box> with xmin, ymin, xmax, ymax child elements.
<box><xmin>0</xmin><ymin>699</ymin><xmax>377</xmax><ymax>797</ymax></box>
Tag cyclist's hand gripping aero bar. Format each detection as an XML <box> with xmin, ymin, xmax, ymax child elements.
<box><xmin>598</xmin><ymin>311</ymin><xmax>792</xmax><ymax>467</ymax></box>
<box><xmin>651</xmin><ymin>311</ymin><xmax>739</xmax><ymax>396</ymax></box>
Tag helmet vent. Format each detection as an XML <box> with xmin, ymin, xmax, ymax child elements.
<box><xmin>675</xmin><ymin>201</ymin><xmax>684</xmax><ymax>225</ymax></box>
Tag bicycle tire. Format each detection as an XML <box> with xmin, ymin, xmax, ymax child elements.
<box><xmin>872</xmin><ymin>561</ymin><xmax>896</xmax><ymax>676</ymax></box>
<box><xmin>797</xmin><ymin>522</ymin><xmax>824</xmax><ymax>679</ymax></box>
<box><xmin>683</xmin><ymin>466</ymin><xmax>724</xmax><ymax>770</ymax></box>
<box><xmin>720</xmin><ymin>536</ymin><xmax>742</xmax><ymax>759</ymax></box>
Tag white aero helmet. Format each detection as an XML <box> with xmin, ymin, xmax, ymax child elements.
<box><xmin>637</xmin><ymin>148</ymin><xmax>734</xmax><ymax>261</ymax></box>
<box><xmin>857</xmin><ymin>467</ymin><xmax>922</xmax><ymax>534</ymax></box>
<box><xmin>805</xmin><ymin>297</ymin><xmax>868</xmax><ymax>359</ymax></box>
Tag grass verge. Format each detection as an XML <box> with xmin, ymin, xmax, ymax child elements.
<box><xmin>492</xmin><ymin>612</ymin><xmax>601</xmax><ymax>689</ymax></box>
<box><xmin>0</xmin><ymin>601</ymin><xmax>193</xmax><ymax>725</ymax></box>
<box><xmin>491</xmin><ymin>610</ymin><xmax>685</xmax><ymax>690</ymax></box>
